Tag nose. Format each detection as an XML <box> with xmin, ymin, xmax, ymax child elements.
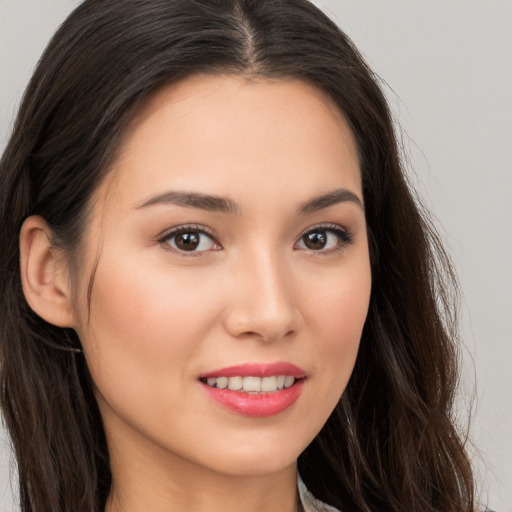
<box><xmin>222</xmin><ymin>249</ymin><xmax>301</xmax><ymax>343</ymax></box>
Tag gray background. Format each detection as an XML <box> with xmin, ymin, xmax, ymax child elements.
<box><xmin>1</xmin><ymin>1</ymin><xmax>511</xmax><ymax>510</ymax></box>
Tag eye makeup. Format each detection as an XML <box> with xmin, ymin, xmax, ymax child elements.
<box><xmin>156</xmin><ymin>221</ymin><xmax>354</xmax><ymax>258</ymax></box>
<box><xmin>158</xmin><ymin>224</ymin><xmax>221</xmax><ymax>255</ymax></box>
<box><xmin>295</xmin><ymin>223</ymin><xmax>354</xmax><ymax>255</ymax></box>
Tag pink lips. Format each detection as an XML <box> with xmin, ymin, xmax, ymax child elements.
<box><xmin>199</xmin><ymin>362</ymin><xmax>306</xmax><ymax>418</ymax></box>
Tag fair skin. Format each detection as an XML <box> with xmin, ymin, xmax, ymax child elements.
<box><xmin>20</xmin><ymin>75</ymin><xmax>371</xmax><ymax>512</ymax></box>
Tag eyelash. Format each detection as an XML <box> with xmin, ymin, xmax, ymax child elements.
<box><xmin>296</xmin><ymin>223</ymin><xmax>354</xmax><ymax>256</ymax></box>
<box><xmin>158</xmin><ymin>224</ymin><xmax>220</xmax><ymax>256</ymax></box>
<box><xmin>157</xmin><ymin>223</ymin><xmax>354</xmax><ymax>256</ymax></box>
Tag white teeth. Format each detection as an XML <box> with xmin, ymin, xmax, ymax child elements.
<box><xmin>261</xmin><ymin>376</ymin><xmax>277</xmax><ymax>392</ymax></box>
<box><xmin>204</xmin><ymin>375</ymin><xmax>298</xmax><ymax>393</ymax></box>
<box><xmin>227</xmin><ymin>376</ymin><xmax>243</xmax><ymax>391</ymax></box>
<box><xmin>284</xmin><ymin>376</ymin><xmax>295</xmax><ymax>388</ymax></box>
<box><xmin>243</xmin><ymin>376</ymin><xmax>261</xmax><ymax>392</ymax></box>
<box><xmin>216</xmin><ymin>376</ymin><xmax>228</xmax><ymax>389</ymax></box>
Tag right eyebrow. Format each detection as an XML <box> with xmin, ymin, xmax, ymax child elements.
<box><xmin>135</xmin><ymin>190</ymin><xmax>241</xmax><ymax>215</ymax></box>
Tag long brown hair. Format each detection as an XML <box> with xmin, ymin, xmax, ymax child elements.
<box><xmin>0</xmin><ymin>1</ymin><xmax>475</xmax><ymax>511</ymax></box>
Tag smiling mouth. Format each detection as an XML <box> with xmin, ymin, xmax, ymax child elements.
<box><xmin>199</xmin><ymin>375</ymin><xmax>302</xmax><ymax>393</ymax></box>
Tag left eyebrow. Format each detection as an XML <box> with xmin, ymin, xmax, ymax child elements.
<box><xmin>299</xmin><ymin>188</ymin><xmax>364</xmax><ymax>214</ymax></box>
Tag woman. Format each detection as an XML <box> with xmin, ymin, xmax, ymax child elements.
<box><xmin>0</xmin><ymin>0</ymin><xmax>476</xmax><ymax>511</ymax></box>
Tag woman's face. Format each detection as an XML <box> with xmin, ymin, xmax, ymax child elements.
<box><xmin>72</xmin><ymin>74</ymin><xmax>371</xmax><ymax>478</ymax></box>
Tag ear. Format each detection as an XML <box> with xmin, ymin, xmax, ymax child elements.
<box><xmin>19</xmin><ymin>216</ymin><xmax>77</xmax><ymax>328</ymax></box>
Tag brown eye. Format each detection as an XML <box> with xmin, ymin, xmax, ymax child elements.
<box><xmin>162</xmin><ymin>228</ymin><xmax>217</xmax><ymax>253</ymax></box>
<box><xmin>295</xmin><ymin>226</ymin><xmax>353</xmax><ymax>253</ymax></box>
<box><xmin>303</xmin><ymin>231</ymin><xmax>328</xmax><ymax>250</ymax></box>
<box><xmin>175</xmin><ymin>232</ymin><xmax>201</xmax><ymax>251</ymax></box>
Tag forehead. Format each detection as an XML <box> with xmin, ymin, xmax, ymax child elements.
<box><xmin>99</xmin><ymin>74</ymin><xmax>361</xmax><ymax>210</ymax></box>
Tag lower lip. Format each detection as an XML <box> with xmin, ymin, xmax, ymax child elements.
<box><xmin>200</xmin><ymin>380</ymin><xmax>305</xmax><ymax>418</ymax></box>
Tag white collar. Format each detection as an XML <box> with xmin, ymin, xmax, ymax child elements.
<box><xmin>297</xmin><ymin>473</ymin><xmax>342</xmax><ymax>512</ymax></box>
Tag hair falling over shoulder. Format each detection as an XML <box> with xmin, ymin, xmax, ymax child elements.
<box><xmin>0</xmin><ymin>1</ymin><xmax>476</xmax><ymax>511</ymax></box>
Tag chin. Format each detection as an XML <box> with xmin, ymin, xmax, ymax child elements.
<box><xmin>209</xmin><ymin>453</ymin><xmax>298</xmax><ymax>478</ymax></box>
<box><xmin>187</xmin><ymin>429</ymin><xmax>311</xmax><ymax>477</ymax></box>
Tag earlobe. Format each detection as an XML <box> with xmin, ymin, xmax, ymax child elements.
<box><xmin>19</xmin><ymin>216</ymin><xmax>77</xmax><ymax>328</ymax></box>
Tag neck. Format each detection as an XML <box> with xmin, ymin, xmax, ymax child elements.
<box><xmin>105</xmin><ymin>437</ymin><xmax>300</xmax><ymax>512</ymax></box>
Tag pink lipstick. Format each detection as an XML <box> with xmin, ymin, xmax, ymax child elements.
<box><xmin>198</xmin><ymin>362</ymin><xmax>306</xmax><ymax>417</ymax></box>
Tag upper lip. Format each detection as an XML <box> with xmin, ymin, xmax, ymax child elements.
<box><xmin>199</xmin><ymin>362</ymin><xmax>307</xmax><ymax>379</ymax></box>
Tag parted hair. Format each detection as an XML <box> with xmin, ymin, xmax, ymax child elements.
<box><xmin>0</xmin><ymin>1</ymin><xmax>475</xmax><ymax>511</ymax></box>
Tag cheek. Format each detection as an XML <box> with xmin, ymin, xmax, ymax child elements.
<box><xmin>306</xmin><ymin>255</ymin><xmax>370</xmax><ymax>335</ymax></box>
<box><xmin>302</xmin><ymin>259</ymin><xmax>371</xmax><ymax>398</ymax></box>
<box><xmin>76</xmin><ymin>256</ymin><xmax>222</xmax><ymax>389</ymax></box>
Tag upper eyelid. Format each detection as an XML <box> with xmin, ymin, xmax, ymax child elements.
<box><xmin>157</xmin><ymin>224</ymin><xmax>217</xmax><ymax>241</ymax></box>
<box><xmin>299</xmin><ymin>222</ymin><xmax>350</xmax><ymax>235</ymax></box>
<box><xmin>158</xmin><ymin>222</ymin><xmax>348</xmax><ymax>237</ymax></box>
<box><xmin>297</xmin><ymin>222</ymin><xmax>353</xmax><ymax>242</ymax></box>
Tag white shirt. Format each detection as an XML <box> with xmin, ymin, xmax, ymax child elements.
<box><xmin>298</xmin><ymin>474</ymin><xmax>342</xmax><ymax>512</ymax></box>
